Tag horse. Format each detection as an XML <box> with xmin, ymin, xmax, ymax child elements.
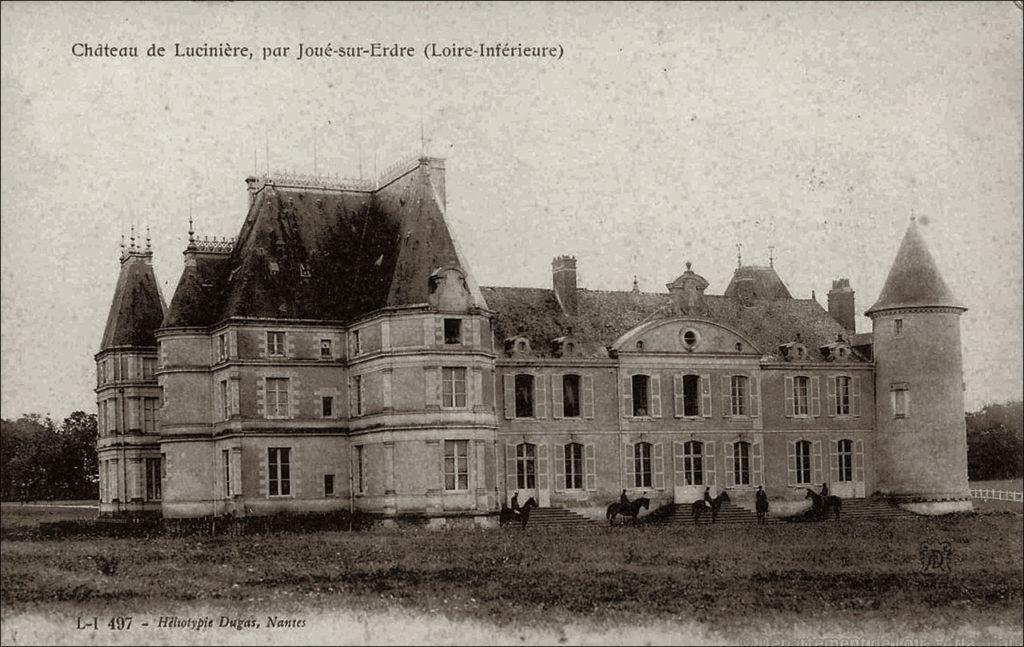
<box><xmin>755</xmin><ymin>495</ymin><xmax>769</xmax><ymax>524</ymax></box>
<box><xmin>606</xmin><ymin>497</ymin><xmax>650</xmax><ymax>526</ymax></box>
<box><xmin>499</xmin><ymin>497</ymin><xmax>537</xmax><ymax>528</ymax></box>
<box><xmin>692</xmin><ymin>491</ymin><xmax>730</xmax><ymax>524</ymax></box>
<box><xmin>805</xmin><ymin>488</ymin><xmax>842</xmax><ymax>521</ymax></box>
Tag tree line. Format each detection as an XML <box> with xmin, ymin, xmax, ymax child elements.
<box><xmin>0</xmin><ymin>401</ymin><xmax>1021</xmax><ymax>502</ymax></box>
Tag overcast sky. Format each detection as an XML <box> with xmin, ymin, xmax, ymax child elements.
<box><xmin>1</xmin><ymin>1</ymin><xmax>1021</xmax><ymax>419</ymax></box>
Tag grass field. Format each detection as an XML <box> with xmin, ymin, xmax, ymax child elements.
<box><xmin>1</xmin><ymin>503</ymin><xmax>1022</xmax><ymax>644</ymax></box>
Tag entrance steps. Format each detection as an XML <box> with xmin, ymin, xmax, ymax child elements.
<box><xmin>730</xmin><ymin>497</ymin><xmax>917</xmax><ymax>521</ymax></box>
<box><xmin>659</xmin><ymin>501</ymin><xmax>779</xmax><ymax>525</ymax></box>
<box><xmin>525</xmin><ymin>506</ymin><xmax>599</xmax><ymax>528</ymax></box>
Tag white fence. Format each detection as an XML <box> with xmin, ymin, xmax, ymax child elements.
<box><xmin>970</xmin><ymin>488</ymin><xmax>1024</xmax><ymax>503</ymax></box>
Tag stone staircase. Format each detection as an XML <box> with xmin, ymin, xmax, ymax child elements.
<box><xmin>526</xmin><ymin>506</ymin><xmax>600</xmax><ymax>529</ymax></box>
<box><xmin>659</xmin><ymin>501</ymin><xmax>777</xmax><ymax>525</ymax></box>
<box><xmin>730</xmin><ymin>497</ymin><xmax>917</xmax><ymax>522</ymax></box>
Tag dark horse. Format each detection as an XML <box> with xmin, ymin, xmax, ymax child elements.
<box><xmin>805</xmin><ymin>488</ymin><xmax>842</xmax><ymax>521</ymax></box>
<box><xmin>606</xmin><ymin>497</ymin><xmax>650</xmax><ymax>526</ymax></box>
<box><xmin>756</xmin><ymin>495</ymin><xmax>769</xmax><ymax>524</ymax></box>
<box><xmin>499</xmin><ymin>497</ymin><xmax>537</xmax><ymax>528</ymax></box>
<box><xmin>692</xmin><ymin>491</ymin><xmax>730</xmax><ymax>524</ymax></box>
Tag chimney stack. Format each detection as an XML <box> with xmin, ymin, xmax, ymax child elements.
<box><xmin>827</xmin><ymin>278</ymin><xmax>856</xmax><ymax>333</ymax></box>
<box><xmin>552</xmin><ymin>255</ymin><xmax>578</xmax><ymax>317</ymax></box>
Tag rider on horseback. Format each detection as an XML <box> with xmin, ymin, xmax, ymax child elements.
<box><xmin>620</xmin><ymin>489</ymin><xmax>630</xmax><ymax>507</ymax></box>
<box><xmin>703</xmin><ymin>486</ymin><xmax>713</xmax><ymax>508</ymax></box>
<box><xmin>511</xmin><ymin>491</ymin><xmax>520</xmax><ymax>513</ymax></box>
<box><xmin>820</xmin><ymin>482</ymin><xmax>830</xmax><ymax>499</ymax></box>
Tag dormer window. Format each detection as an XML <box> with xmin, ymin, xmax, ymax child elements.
<box><xmin>444</xmin><ymin>318</ymin><xmax>462</xmax><ymax>345</ymax></box>
<box><xmin>680</xmin><ymin>328</ymin><xmax>700</xmax><ymax>351</ymax></box>
<box><xmin>636</xmin><ymin>340</ymin><xmax>645</xmax><ymax>351</ymax></box>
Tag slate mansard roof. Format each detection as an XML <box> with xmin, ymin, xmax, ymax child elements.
<box><xmin>163</xmin><ymin>158</ymin><xmax>485</xmax><ymax>328</ymax></box>
<box><xmin>482</xmin><ymin>274</ymin><xmax>858</xmax><ymax>363</ymax></box>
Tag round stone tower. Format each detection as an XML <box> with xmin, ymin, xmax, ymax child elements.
<box><xmin>865</xmin><ymin>218</ymin><xmax>972</xmax><ymax>514</ymax></box>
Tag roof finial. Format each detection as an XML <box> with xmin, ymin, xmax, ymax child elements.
<box><xmin>736</xmin><ymin>243</ymin><xmax>743</xmax><ymax>269</ymax></box>
<box><xmin>768</xmin><ymin>245</ymin><xmax>775</xmax><ymax>268</ymax></box>
<box><xmin>129</xmin><ymin>223</ymin><xmax>136</xmax><ymax>251</ymax></box>
<box><xmin>188</xmin><ymin>210</ymin><xmax>195</xmax><ymax>246</ymax></box>
<box><xmin>632</xmin><ymin>275</ymin><xmax>639</xmax><ymax>292</ymax></box>
<box><xmin>420</xmin><ymin>113</ymin><xmax>426</xmax><ymax>157</ymax></box>
<box><xmin>145</xmin><ymin>225</ymin><xmax>151</xmax><ymax>251</ymax></box>
<box><xmin>685</xmin><ymin>261</ymin><xmax>692</xmax><ymax>271</ymax></box>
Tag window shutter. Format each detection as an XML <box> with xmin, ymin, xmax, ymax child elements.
<box><xmin>424</xmin><ymin>367</ymin><xmax>440</xmax><ymax>406</ymax></box>
<box><xmin>812</xmin><ymin>439</ymin><xmax>823</xmax><ymax>486</ymax></box>
<box><xmin>811</xmin><ymin>377</ymin><xmax>821</xmax><ymax>417</ymax></box>
<box><xmin>624</xmin><ymin>442</ymin><xmax>635</xmax><ymax>488</ymax></box>
<box><xmin>851</xmin><ymin>377</ymin><xmax>861</xmax><ymax>417</ymax></box>
<box><xmin>829</xmin><ymin>440</ymin><xmax>839</xmax><ymax>483</ymax></box>
<box><xmin>621</xmin><ymin>375</ymin><xmax>633</xmax><ymax>418</ymax></box>
<box><xmin>673</xmin><ymin>441</ymin><xmax>685</xmax><ymax>479</ymax></box>
<box><xmin>784</xmin><ymin>375</ymin><xmax>795</xmax><ymax>417</ymax></box>
<box><xmin>472</xmin><ymin>369</ymin><xmax>484</xmax><ymax>407</ymax></box>
<box><xmin>787</xmin><ymin>441</ymin><xmax>797</xmax><ymax>486</ymax></box>
<box><xmin>585</xmin><ymin>444</ymin><xmax>597</xmax><ymax>491</ymax></box>
<box><xmin>537</xmin><ymin>443</ymin><xmax>549</xmax><ymax>492</ymax></box>
<box><xmin>650</xmin><ymin>374</ymin><xmax>663</xmax><ymax>418</ymax></box>
<box><xmin>751</xmin><ymin>441</ymin><xmax>763</xmax><ymax>487</ymax></box>
<box><xmin>701</xmin><ymin>374</ymin><xmax>712</xmax><ymax>417</ymax></box>
<box><xmin>554</xmin><ymin>443</ymin><xmax>565</xmax><ymax>493</ymax></box>
<box><xmin>750</xmin><ymin>376</ymin><xmax>760</xmax><ymax>418</ymax></box>
<box><xmin>551</xmin><ymin>375</ymin><xmax>564</xmax><ymax>419</ymax></box>
<box><xmin>422</xmin><ymin>317</ymin><xmax>433</xmax><ymax>347</ymax></box>
<box><xmin>827</xmin><ymin>376</ymin><xmax>837</xmax><ymax>417</ymax></box>
<box><xmin>505</xmin><ymin>444</ymin><xmax>517</xmax><ymax>494</ymax></box>
<box><xmin>721</xmin><ymin>376</ymin><xmax>731</xmax><ymax>417</ymax></box>
<box><xmin>582</xmin><ymin>375</ymin><xmax>595</xmax><ymax>419</ymax></box>
<box><xmin>704</xmin><ymin>441</ymin><xmax>716</xmax><ymax>487</ymax></box>
<box><xmin>854</xmin><ymin>439</ymin><xmax>865</xmax><ymax>483</ymax></box>
<box><xmin>535</xmin><ymin>373</ymin><xmax>548</xmax><ymax>419</ymax></box>
<box><xmin>653</xmin><ymin>442</ymin><xmax>665</xmax><ymax>490</ymax></box>
<box><xmin>673</xmin><ymin>374</ymin><xmax>684</xmax><ymax>418</ymax></box>
<box><xmin>724</xmin><ymin>442</ymin><xmax>735</xmax><ymax>487</ymax></box>
<box><xmin>434</xmin><ymin>317</ymin><xmax>444</xmax><ymax>345</ymax></box>
<box><xmin>502</xmin><ymin>374</ymin><xmax>515</xmax><ymax>419</ymax></box>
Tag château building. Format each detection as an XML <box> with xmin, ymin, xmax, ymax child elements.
<box><xmin>95</xmin><ymin>155</ymin><xmax>972</xmax><ymax>522</ymax></box>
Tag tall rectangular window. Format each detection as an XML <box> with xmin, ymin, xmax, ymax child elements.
<box><xmin>355</xmin><ymin>446</ymin><xmax>365</xmax><ymax>494</ymax></box>
<box><xmin>835</xmin><ymin>376</ymin><xmax>852</xmax><ymax>415</ymax></box>
<box><xmin>352</xmin><ymin>375</ymin><xmax>363</xmax><ymax>416</ymax></box>
<box><xmin>268</xmin><ymin>447</ymin><xmax>291</xmax><ymax>496</ymax></box>
<box><xmin>218</xmin><ymin>333</ymin><xmax>228</xmax><ymax>361</ymax></box>
<box><xmin>682</xmin><ymin>375</ymin><xmax>700</xmax><ymax>417</ymax></box>
<box><xmin>795</xmin><ymin>440</ymin><xmax>812</xmax><ymax>484</ymax></box>
<box><xmin>220</xmin><ymin>380</ymin><xmax>229</xmax><ymax>420</ymax></box>
<box><xmin>632</xmin><ymin>374</ymin><xmax>651</xmax><ymax>417</ymax></box>
<box><xmin>516</xmin><ymin>443</ymin><xmax>536</xmax><ymax>489</ymax></box>
<box><xmin>794</xmin><ymin>376</ymin><xmax>810</xmax><ymax>416</ymax></box>
<box><xmin>730</xmin><ymin>376</ymin><xmax>748</xmax><ymax>416</ymax></box>
<box><xmin>633</xmin><ymin>442</ymin><xmax>653</xmax><ymax>487</ymax></box>
<box><xmin>444</xmin><ymin>440</ymin><xmax>469</xmax><ymax>491</ymax></box>
<box><xmin>837</xmin><ymin>439</ymin><xmax>854</xmax><ymax>482</ymax></box>
<box><xmin>265</xmin><ymin>378</ymin><xmax>290</xmax><ymax>417</ymax></box>
<box><xmin>322</xmin><ymin>396</ymin><xmax>333</xmax><ymax>418</ymax></box>
<box><xmin>320</xmin><ymin>339</ymin><xmax>333</xmax><ymax>359</ymax></box>
<box><xmin>683</xmin><ymin>441</ymin><xmax>703</xmax><ymax>485</ymax></box>
<box><xmin>564</xmin><ymin>443</ymin><xmax>583</xmax><ymax>489</ymax></box>
<box><xmin>514</xmin><ymin>374</ymin><xmax>535</xmax><ymax>418</ymax></box>
<box><xmin>352</xmin><ymin>329</ymin><xmax>361</xmax><ymax>356</ymax></box>
<box><xmin>324</xmin><ymin>474</ymin><xmax>335</xmax><ymax>497</ymax></box>
<box><xmin>267</xmin><ymin>331</ymin><xmax>285</xmax><ymax>356</ymax></box>
<box><xmin>145</xmin><ymin>457</ymin><xmax>162</xmax><ymax>501</ymax></box>
<box><xmin>444</xmin><ymin>318</ymin><xmax>462</xmax><ymax>344</ymax></box>
<box><xmin>892</xmin><ymin>386</ymin><xmax>909</xmax><ymax>419</ymax></box>
<box><xmin>733</xmin><ymin>441</ymin><xmax>750</xmax><ymax>486</ymax></box>
<box><xmin>143</xmin><ymin>398</ymin><xmax>158</xmax><ymax>432</ymax></box>
<box><xmin>222</xmin><ymin>449</ymin><xmax>231</xmax><ymax>497</ymax></box>
<box><xmin>142</xmin><ymin>358</ymin><xmax>156</xmax><ymax>379</ymax></box>
<box><xmin>894</xmin><ymin>319</ymin><xmax>903</xmax><ymax>337</ymax></box>
<box><xmin>441</xmin><ymin>367</ymin><xmax>467</xmax><ymax>408</ymax></box>
<box><xmin>562</xmin><ymin>374</ymin><xmax>581</xmax><ymax>417</ymax></box>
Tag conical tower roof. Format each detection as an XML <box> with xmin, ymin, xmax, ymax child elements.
<box><xmin>100</xmin><ymin>245</ymin><xmax>167</xmax><ymax>351</ymax></box>
<box><xmin>865</xmin><ymin>219</ymin><xmax>964</xmax><ymax>316</ymax></box>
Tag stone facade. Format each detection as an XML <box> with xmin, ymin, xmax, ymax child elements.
<box><xmin>96</xmin><ymin>158</ymin><xmax>971</xmax><ymax>520</ymax></box>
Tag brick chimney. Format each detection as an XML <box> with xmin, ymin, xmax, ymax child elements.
<box><xmin>827</xmin><ymin>278</ymin><xmax>856</xmax><ymax>333</ymax></box>
<box><xmin>552</xmin><ymin>255</ymin><xmax>578</xmax><ymax>316</ymax></box>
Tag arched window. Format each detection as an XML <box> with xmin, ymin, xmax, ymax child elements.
<box><xmin>682</xmin><ymin>375</ymin><xmax>700</xmax><ymax>417</ymax></box>
<box><xmin>835</xmin><ymin>376</ymin><xmax>851</xmax><ymax>415</ymax></box>
<box><xmin>795</xmin><ymin>440</ymin><xmax>812</xmax><ymax>484</ymax></box>
<box><xmin>632</xmin><ymin>375</ymin><xmax>650</xmax><ymax>417</ymax></box>
<box><xmin>683</xmin><ymin>440</ymin><xmax>703</xmax><ymax>486</ymax></box>
<box><xmin>564</xmin><ymin>442</ymin><xmax>584</xmax><ymax>489</ymax></box>
<box><xmin>794</xmin><ymin>376</ymin><xmax>810</xmax><ymax>416</ymax></box>
<box><xmin>730</xmin><ymin>375</ymin><xmax>748</xmax><ymax>416</ymax></box>
<box><xmin>562</xmin><ymin>374</ymin><xmax>581</xmax><ymax>418</ymax></box>
<box><xmin>514</xmin><ymin>374</ymin><xmax>535</xmax><ymax>418</ymax></box>
<box><xmin>516</xmin><ymin>443</ymin><xmax>536</xmax><ymax>489</ymax></box>
<box><xmin>837</xmin><ymin>439</ymin><xmax>854</xmax><ymax>482</ymax></box>
<box><xmin>733</xmin><ymin>441</ymin><xmax>750</xmax><ymax>485</ymax></box>
<box><xmin>633</xmin><ymin>442</ymin><xmax>653</xmax><ymax>488</ymax></box>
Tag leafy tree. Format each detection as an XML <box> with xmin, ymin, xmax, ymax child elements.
<box><xmin>966</xmin><ymin>401</ymin><xmax>1024</xmax><ymax>481</ymax></box>
<box><xmin>0</xmin><ymin>412</ymin><xmax>97</xmax><ymax>501</ymax></box>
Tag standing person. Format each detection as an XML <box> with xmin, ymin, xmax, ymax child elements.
<box><xmin>755</xmin><ymin>485</ymin><xmax>769</xmax><ymax>524</ymax></box>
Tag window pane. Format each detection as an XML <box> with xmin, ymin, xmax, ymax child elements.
<box><xmin>563</xmin><ymin>375</ymin><xmax>581</xmax><ymax>417</ymax></box>
<box><xmin>515</xmin><ymin>375</ymin><xmax>534</xmax><ymax>417</ymax></box>
<box><xmin>632</xmin><ymin>375</ymin><xmax>650</xmax><ymax>416</ymax></box>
